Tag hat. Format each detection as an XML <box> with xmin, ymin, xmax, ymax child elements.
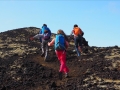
<box><xmin>74</xmin><ymin>24</ymin><xmax>78</xmax><ymax>27</ymax></box>
<box><xmin>43</xmin><ymin>24</ymin><xmax>47</xmax><ymax>27</ymax></box>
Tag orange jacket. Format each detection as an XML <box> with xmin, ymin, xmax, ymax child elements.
<box><xmin>73</xmin><ymin>27</ymin><xmax>83</xmax><ymax>36</ymax></box>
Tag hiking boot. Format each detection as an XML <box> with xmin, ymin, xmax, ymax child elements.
<box><xmin>44</xmin><ymin>55</ymin><xmax>49</xmax><ymax>62</ymax></box>
<box><xmin>65</xmin><ymin>73</ymin><xmax>69</xmax><ymax>78</ymax></box>
<box><xmin>41</xmin><ymin>53</ymin><xmax>45</xmax><ymax>57</ymax></box>
<box><xmin>59</xmin><ymin>72</ymin><xmax>62</xmax><ymax>80</ymax></box>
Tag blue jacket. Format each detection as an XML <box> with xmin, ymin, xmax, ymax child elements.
<box><xmin>39</xmin><ymin>26</ymin><xmax>51</xmax><ymax>36</ymax></box>
<box><xmin>39</xmin><ymin>26</ymin><xmax>51</xmax><ymax>42</ymax></box>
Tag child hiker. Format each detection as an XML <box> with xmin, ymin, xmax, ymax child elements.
<box><xmin>48</xmin><ymin>29</ymin><xmax>69</xmax><ymax>80</ymax></box>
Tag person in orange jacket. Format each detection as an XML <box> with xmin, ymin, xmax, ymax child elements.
<box><xmin>70</xmin><ymin>24</ymin><xmax>84</xmax><ymax>59</ymax></box>
<box><xmin>48</xmin><ymin>29</ymin><xmax>69</xmax><ymax>80</ymax></box>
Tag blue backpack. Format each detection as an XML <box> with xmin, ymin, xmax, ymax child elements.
<box><xmin>55</xmin><ymin>34</ymin><xmax>66</xmax><ymax>50</ymax></box>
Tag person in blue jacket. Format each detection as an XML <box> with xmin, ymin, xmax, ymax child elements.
<box><xmin>39</xmin><ymin>24</ymin><xmax>51</xmax><ymax>42</ymax></box>
<box><xmin>30</xmin><ymin>24</ymin><xmax>52</xmax><ymax>62</ymax></box>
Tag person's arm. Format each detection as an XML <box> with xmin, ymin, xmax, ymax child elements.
<box><xmin>30</xmin><ymin>34</ymin><xmax>43</xmax><ymax>40</ymax></box>
<box><xmin>70</xmin><ymin>30</ymin><xmax>74</xmax><ymax>36</ymax></box>
<box><xmin>48</xmin><ymin>38</ymin><xmax>55</xmax><ymax>46</ymax></box>
<box><xmin>33</xmin><ymin>34</ymin><xmax>43</xmax><ymax>39</ymax></box>
<box><xmin>65</xmin><ymin>40</ymin><xmax>69</xmax><ymax>49</ymax></box>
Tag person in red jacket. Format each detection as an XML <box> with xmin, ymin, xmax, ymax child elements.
<box><xmin>48</xmin><ymin>29</ymin><xmax>69</xmax><ymax>80</ymax></box>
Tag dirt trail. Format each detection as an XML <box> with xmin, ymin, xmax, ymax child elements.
<box><xmin>32</xmin><ymin>55</ymin><xmax>59</xmax><ymax>71</ymax></box>
<box><xmin>30</xmin><ymin>54</ymin><xmax>87</xmax><ymax>86</ymax></box>
<box><xmin>32</xmin><ymin>54</ymin><xmax>86</xmax><ymax>77</ymax></box>
<box><xmin>30</xmin><ymin>55</ymin><xmax>71</xmax><ymax>90</ymax></box>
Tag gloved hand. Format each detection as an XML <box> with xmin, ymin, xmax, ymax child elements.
<box><xmin>30</xmin><ymin>37</ymin><xmax>34</xmax><ymax>41</ymax></box>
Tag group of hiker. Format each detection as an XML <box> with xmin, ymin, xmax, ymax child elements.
<box><xmin>30</xmin><ymin>24</ymin><xmax>84</xmax><ymax>80</ymax></box>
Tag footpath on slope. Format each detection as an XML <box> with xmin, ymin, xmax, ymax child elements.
<box><xmin>29</xmin><ymin>52</ymin><xmax>87</xmax><ymax>90</ymax></box>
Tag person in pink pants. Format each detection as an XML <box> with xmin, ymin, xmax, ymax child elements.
<box><xmin>48</xmin><ymin>29</ymin><xmax>69</xmax><ymax>80</ymax></box>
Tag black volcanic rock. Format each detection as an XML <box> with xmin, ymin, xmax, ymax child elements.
<box><xmin>0</xmin><ymin>27</ymin><xmax>120</xmax><ymax>90</ymax></box>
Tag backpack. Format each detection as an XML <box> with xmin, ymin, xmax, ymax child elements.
<box><xmin>73</xmin><ymin>27</ymin><xmax>83</xmax><ymax>36</ymax></box>
<box><xmin>43</xmin><ymin>32</ymin><xmax>50</xmax><ymax>40</ymax></box>
<box><xmin>81</xmin><ymin>31</ymin><xmax>84</xmax><ymax>36</ymax></box>
<box><xmin>55</xmin><ymin>34</ymin><xmax>66</xmax><ymax>50</ymax></box>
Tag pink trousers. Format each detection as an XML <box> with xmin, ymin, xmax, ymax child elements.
<box><xmin>55</xmin><ymin>50</ymin><xmax>69</xmax><ymax>73</ymax></box>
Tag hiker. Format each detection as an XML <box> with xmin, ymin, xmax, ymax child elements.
<box><xmin>70</xmin><ymin>24</ymin><xmax>84</xmax><ymax>59</ymax></box>
<box><xmin>39</xmin><ymin>24</ymin><xmax>51</xmax><ymax>43</ymax></box>
<box><xmin>30</xmin><ymin>24</ymin><xmax>51</xmax><ymax>61</ymax></box>
<box><xmin>48</xmin><ymin>29</ymin><xmax>69</xmax><ymax>80</ymax></box>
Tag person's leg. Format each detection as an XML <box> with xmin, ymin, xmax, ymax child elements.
<box><xmin>55</xmin><ymin>50</ymin><xmax>63</xmax><ymax>80</ymax></box>
<box><xmin>74</xmin><ymin>37</ymin><xmax>81</xmax><ymax>56</ymax></box>
<box><xmin>41</xmin><ymin>40</ymin><xmax>45</xmax><ymax>57</ymax></box>
<box><xmin>75</xmin><ymin>46</ymin><xmax>81</xmax><ymax>56</ymax></box>
<box><xmin>39</xmin><ymin>37</ymin><xmax>42</xmax><ymax>50</ymax></box>
<box><xmin>44</xmin><ymin>41</ymin><xmax>49</xmax><ymax>61</ymax></box>
<box><xmin>61</xmin><ymin>51</ymin><xmax>69</xmax><ymax>78</ymax></box>
<box><xmin>62</xmin><ymin>52</ymin><xmax>69</xmax><ymax>73</ymax></box>
<box><xmin>78</xmin><ymin>35</ymin><xmax>82</xmax><ymax>53</ymax></box>
<box><xmin>56</xmin><ymin>50</ymin><xmax>69</xmax><ymax>79</ymax></box>
<box><xmin>56</xmin><ymin>50</ymin><xmax>69</xmax><ymax>78</ymax></box>
<box><xmin>55</xmin><ymin>51</ymin><xmax>63</xmax><ymax>72</ymax></box>
<box><xmin>60</xmin><ymin>51</ymin><xmax>69</xmax><ymax>73</ymax></box>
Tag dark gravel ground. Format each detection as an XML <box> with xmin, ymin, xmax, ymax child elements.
<box><xmin>0</xmin><ymin>27</ymin><xmax>120</xmax><ymax>90</ymax></box>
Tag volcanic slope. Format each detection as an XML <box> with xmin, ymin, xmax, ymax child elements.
<box><xmin>0</xmin><ymin>27</ymin><xmax>120</xmax><ymax>90</ymax></box>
